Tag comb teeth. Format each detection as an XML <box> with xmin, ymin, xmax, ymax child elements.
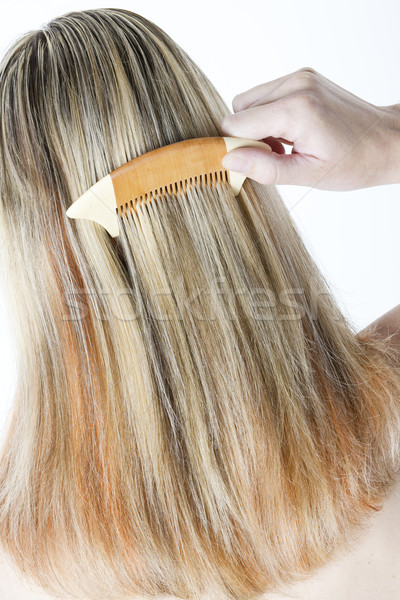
<box><xmin>116</xmin><ymin>169</ymin><xmax>229</xmax><ymax>217</ymax></box>
<box><xmin>66</xmin><ymin>137</ymin><xmax>272</xmax><ymax>238</ymax></box>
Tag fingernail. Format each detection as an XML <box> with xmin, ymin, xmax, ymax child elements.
<box><xmin>222</xmin><ymin>152</ymin><xmax>249</xmax><ymax>173</ymax></box>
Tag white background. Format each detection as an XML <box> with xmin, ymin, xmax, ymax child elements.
<box><xmin>1</xmin><ymin>0</ymin><xmax>400</xmax><ymax>438</ymax></box>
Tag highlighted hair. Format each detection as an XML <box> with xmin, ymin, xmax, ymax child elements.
<box><xmin>0</xmin><ymin>8</ymin><xmax>399</xmax><ymax>600</ymax></box>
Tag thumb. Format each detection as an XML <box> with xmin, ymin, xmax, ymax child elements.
<box><xmin>221</xmin><ymin>147</ymin><xmax>314</xmax><ymax>187</ymax></box>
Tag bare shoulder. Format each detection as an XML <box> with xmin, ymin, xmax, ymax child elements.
<box><xmin>261</xmin><ymin>475</ymin><xmax>400</xmax><ymax>600</ymax></box>
<box><xmin>358</xmin><ymin>304</ymin><xmax>400</xmax><ymax>352</ymax></box>
<box><xmin>0</xmin><ymin>548</ymin><xmax>57</xmax><ymax>598</ymax></box>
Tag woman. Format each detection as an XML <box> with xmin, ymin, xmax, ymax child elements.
<box><xmin>0</xmin><ymin>8</ymin><xmax>399</xmax><ymax>600</ymax></box>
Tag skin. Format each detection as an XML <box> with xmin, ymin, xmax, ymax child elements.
<box><xmin>220</xmin><ymin>67</ymin><xmax>400</xmax><ymax>348</ymax></box>
<box><xmin>220</xmin><ymin>67</ymin><xmax>400</xmax><ymax>191</ymax></box>
<box><xmin>359</xmin><ymin>304</ymin><xmax>400</xmax><ymax>350</ymax></box>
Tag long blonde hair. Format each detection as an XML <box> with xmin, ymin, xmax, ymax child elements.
<box><xmin>0</xmin><ymin>8</ymin><xmax>399</xmax><ymax>600</ymax></box>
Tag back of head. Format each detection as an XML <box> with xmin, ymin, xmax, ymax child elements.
<box><xmin>0</xmin><ymin>8</ymin><xmax>400</xmax><ymax>600</ymax></box>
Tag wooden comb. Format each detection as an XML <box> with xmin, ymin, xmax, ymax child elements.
<box><xmin>66</xmin><ymin>136</ymin><xmax>271</xmax><ymax>237</ymax></box>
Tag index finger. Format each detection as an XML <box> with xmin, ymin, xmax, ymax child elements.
<box><xmin>220</xmin><ymin>100</ymin><xmax>297</xmax><ymax>145</ymax></box>
<box><xmin>232</xmin><ymin>69</ymin><xmax>303</xmax><ymax>112</ymax></box>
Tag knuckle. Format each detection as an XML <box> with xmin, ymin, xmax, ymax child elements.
<box><xmin>294</xmin><ymin>68</ymin><xmax>320</xmax><ymax>91</ymax></box>
<box><xmin>232</xmin><ymin>94</ymin><xmax>244</xmax><ymax>112</ymax></box>
<box><xmin>298</xmin><ymin>66</ymin><xmax>318</xmax><ymax>77</ymax></box>
<box><xmin>293</xmin><ymin>91</ymin><xmax>320</xmax><ymax>112</ymax></box>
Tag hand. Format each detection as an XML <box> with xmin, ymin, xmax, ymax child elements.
<box><xmin>220</xmin><ymin>67</ymin><xmax>400</xmax><ymax>191</ymax></box>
